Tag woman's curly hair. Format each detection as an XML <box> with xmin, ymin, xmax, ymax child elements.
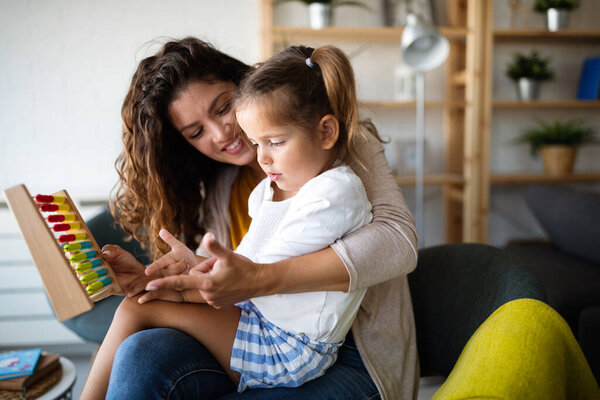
<box><xmin>112</xmin><ymin>37</ymin><xmax>250</xmax><ymax>259</ymax></box>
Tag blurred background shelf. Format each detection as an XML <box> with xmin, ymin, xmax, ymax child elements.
<box><xmin>271</xmin><ymin>26</ymin><xmax>468</xmax><ymax>43</ymax></box>
<box><xmin>493</xmin><ymin>100</ymin><xmax>600</xmax><ymax>108</ymax></box>
<box><xmin>490</xmin><ymin>173</ymin><xmax>600</xmax><ymax>185</ymax></box>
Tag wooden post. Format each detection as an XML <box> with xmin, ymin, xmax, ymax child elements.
<box><xmin>462</xmin><ymin>0</ymin><xmax>492</xmax><ymax>242</ymax></box>
<box><xmin>260</xmin><ymin>0</ymin><xmax>274</xmax><ymax>60</ymax></box>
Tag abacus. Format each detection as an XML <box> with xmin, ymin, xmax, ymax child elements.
<box><xmin>4</xmin><ymin>184</ymin><xmax>121</xmax><ymax>321</ymax></box>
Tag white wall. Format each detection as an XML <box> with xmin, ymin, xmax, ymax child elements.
<box><xmin>0</xmin><ymin>0</ymin><xmax>261</xmax><ymax>199</ymax></box>
<box><xmin>0</xmin><ymin>0</ymin><xmax>261</xmax><ymax>346</ymax></box>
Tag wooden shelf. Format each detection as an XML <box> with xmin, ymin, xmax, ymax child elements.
<box><xmin>394</xmin><ymin>174</ymin><xmax>465</xmax><ymax>186</ymax></box>
<box><xmin>493</xmin><ymin>100</ymin><xmax>600</xmax><ymax>109</ymax></box>
<box><xmin>272</xmin><ymin>26</ymin><xmax>468</xmax><ymax>43</ymax></box>
<box><xmin>360</xmin><ymin>100</ymin><xmax>466</xmax><ymax>108</ymax></box>
<box><xmin>491</xmin><ymin>173</ymin><xmax>600</xmax><ymax>185</ymax></box>
<box><xmin>494</xmin><ymin>29</ymin><xmax>600</xmax><ymax>42</ymax></box>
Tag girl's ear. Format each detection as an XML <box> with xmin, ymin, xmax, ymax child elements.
<box><xmin>318</xmin><ymin>115</ymin><xmax>339</xmax><ymax>150</ymax></box>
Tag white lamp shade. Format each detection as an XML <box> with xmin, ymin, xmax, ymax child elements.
<box><xmin>401</xmin><ymin>13</ymin><xmax>449</xmax><ymax>71</ymax></box>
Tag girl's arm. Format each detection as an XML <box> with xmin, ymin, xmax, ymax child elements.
<box><xmin>146</xmin><ymin>132</ymin><xmax>417</xmax><ymax>307</ymax></box>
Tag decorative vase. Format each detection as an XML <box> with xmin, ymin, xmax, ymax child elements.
<box><xmin>308</xmin><ymin>3</ymin><xmax>332</xmax><ymax>29</ymax></box>
<box><xmin>540</xmin><ymin>145</ymin><xmax>576</xmax><ymax>176</ymax></box>
<box><xmin>546</xmin><ymin>8</ymin><xmax>569</xmax><ymax>32</ymax></box>
<box><xmin>393</xmin><ymin>62</ymin><xmax>417</xmax><ymax>101</ymax></box>
<box><xmin>516</xmin><ymin>78</ymin><xmax>540</xmax><ymax>101</ymax></box>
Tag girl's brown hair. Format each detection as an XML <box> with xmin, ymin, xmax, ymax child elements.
<box><xmin>235</xmin><ymin>45</ymin><xmax>383</xmax><ymax>164</ymax></box>
<box><xmin>113</xmin><ymin>37</ymin><xmax>250</xmax><ymax>259</ymax></box>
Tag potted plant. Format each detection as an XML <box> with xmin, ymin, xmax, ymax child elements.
<box><xmin>274</xmin><ymin>0</ymin><xmax>370</xmax><ymax>29</ymax></box>
<box><xmin>514</xmin><ymin>119</ymin><xmax>597</xmax><ymax>176</ymax></box>
<box><xmin>533</xmin><ymin>0</ymin><xmax>580</xmax><ymax>31</ymax></box>
<box><xmin>505</xmin><ymin>50</ymin><xmax>554</xmax><ymax>101</ymax></box>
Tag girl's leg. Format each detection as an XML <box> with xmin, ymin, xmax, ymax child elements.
<box><xmin>80</xmin><ymin>296</ymin><xmax>241</xmax><ymax>400</ymax></box>
<box><xmin>107</xmin><ymin>328</ymin><xmax>236</xmax><ymax>400</ymax></box>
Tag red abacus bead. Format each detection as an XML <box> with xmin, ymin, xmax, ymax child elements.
<box><xmin>58</xmin><ymin>234</ymin><xmax>76</xmax><ymax>243</ymax></box>
<box><xmin>52</xmin><ymin>223</ymin><xmax>70</xmax><ymax>232</ymax></box>
<box><xmin>35</xmin><ymin>194</ymin><xmax>54</xmax><ymax>203</ymax></box>
<box><xmin>40</xmin><ymin>204</ymin><xmax>59</xmax><ymax>212</ymax></box>
<box><xmin>47</xmin><ymin>215</ymin><xmax>65</xmax><ymax>223</ymax></box>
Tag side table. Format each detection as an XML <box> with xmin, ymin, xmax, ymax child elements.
<box><xmin>37</xmin><ymin>357</ymin><xmax>76</xmax><ymax>400</ymax></box>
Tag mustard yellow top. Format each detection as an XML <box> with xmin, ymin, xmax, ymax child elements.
<box><xmin>229</xmin><ymin>166</ymin><xmax>256</xmax><ymax>250</ymax></box>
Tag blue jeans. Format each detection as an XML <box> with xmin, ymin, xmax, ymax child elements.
<box><xmin>106</xmin><ymin>328</ymin><xmax>380</xmax><ymax>400</ymax></box>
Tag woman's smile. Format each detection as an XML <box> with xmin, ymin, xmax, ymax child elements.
<box><xmin>223</xmin><ymin>136</ymin><xmax>243</xmax><ymax>154</ymax></box>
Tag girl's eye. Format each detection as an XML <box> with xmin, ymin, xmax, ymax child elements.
<box><xmin>270</xmin><ymin>141</ymin><xmax>284</xmax><ymax>147</ymax></box>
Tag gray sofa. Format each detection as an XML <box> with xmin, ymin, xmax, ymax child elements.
<box><xmin>505</xmin><ymin>185</ymin><xmax>600</xmax><ymax>382</ymax></box>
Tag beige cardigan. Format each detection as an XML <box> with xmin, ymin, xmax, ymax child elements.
<box><xmin>201</xmin><ymin>132</ymin><xmax>419</xmax><ymax>400</ymax></box>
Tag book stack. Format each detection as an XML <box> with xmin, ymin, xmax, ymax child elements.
<box><xmin>0</xmin><ymin>349</ymin><xmax>61</xmax><ymax>399</ymax></box>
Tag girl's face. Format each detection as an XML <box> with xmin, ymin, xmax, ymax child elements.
<box><xmin>168</xmin><ymin>81</ymin><xmax>256</xmax><ymax>167</ymax></box>
<box><xmin>236</xmin><ymin>101</ymin><xmax>333</xmax><ymax>200</ymax></box>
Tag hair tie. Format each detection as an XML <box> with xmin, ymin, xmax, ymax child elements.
<box><xmin>305</xmin><ymin>57</ymin><xmax>315</xmax><ymax>68</ymax></box>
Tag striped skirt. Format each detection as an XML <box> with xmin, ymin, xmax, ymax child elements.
<box><xmin>231</xmin><ymin>301</ymin><xmax>342</xmax><ymax>392</ymax></box>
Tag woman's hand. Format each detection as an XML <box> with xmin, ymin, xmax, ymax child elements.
<box><xmin>144</xmin><ymin>233</ymin><xmax>267</xmax><ymax>308</ymax></box>
<box><xmin>101</xmin><ymin>244</ymin><xmax>150</xmax><ymax>296</ymax></box>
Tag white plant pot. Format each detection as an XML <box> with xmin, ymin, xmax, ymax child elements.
<box><xmin>517</xmin><ymin>78</ymin><xmax>541</xmax><ymax>101</ymax></box>
<box><xmin>308</xmin><ymin>3</ymin><xmax>332</xmax><ymax>29</ymax></box>
<box><xmin>546</xmin><ymin>8</ymin><xmax>569</xmax><ymax>32</ymax></box>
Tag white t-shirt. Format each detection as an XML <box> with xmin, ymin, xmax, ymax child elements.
<box><xmin>235</xmin><ymin>165</ymin><xmax>372</xmax><ymax>343</ymax></box>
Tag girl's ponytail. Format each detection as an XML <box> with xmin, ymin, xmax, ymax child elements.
<box><xmin>310</xmin><ymin>46</ymin><xmax>359</xmax><ymax>159</ymax></box>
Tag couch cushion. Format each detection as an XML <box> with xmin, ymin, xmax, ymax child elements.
<box><xmin>579</xmin><ymin>306</ymin><xmax>600</xmax><ymax>382</ymax></box>
<box><xmin>505</xmin><ymin>241</ymin><xmax>600</xmax><ymax>334</ymax></box>
<box><xmin>525</xmin><ymin>186</ymin><xmax>600</xmax><ymax>265</ymax></box>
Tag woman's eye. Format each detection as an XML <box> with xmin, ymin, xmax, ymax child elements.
<box><xmin>190</xmin><ymin>128</ymin><xmax>204</xmax><ymax>139</ymax></box>
<box><xmin>217</xmin><ymin>100</ymin><xmax>231</xmax><ymax>115</ymax></box>
<box><xmin>270</xmin><ymin>141</ymin><xmax>284</xmax><ymax>147</ymax></box>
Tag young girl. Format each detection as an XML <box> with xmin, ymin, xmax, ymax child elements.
<box><xmin>81</xmin><ymin>44</ymin><xmax>383</xmax><ymax>398</ymax></box>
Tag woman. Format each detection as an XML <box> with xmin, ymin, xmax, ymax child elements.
<box><xmin>103</xmin><ymin>37</ymin><xmax>418</xmax><ymax>400</ymax></box>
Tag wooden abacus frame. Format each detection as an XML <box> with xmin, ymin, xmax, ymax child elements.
<box><xmin>4</xmin><ymin>184</ymin><xmax>121</xmax><ymax>321</ymax></box>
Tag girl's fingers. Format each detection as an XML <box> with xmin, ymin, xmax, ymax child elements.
<box><xmin>163</xmin><ymin>259</ymin><xmax>189</xmax><ymax>276</ymax></box>
<box><xmin>159</xmin><ymin>228</ymin><xmax>187</xmax><ymax>250</ymax></box>
<box><xmin>145</xmin><ymin>255</ymin><xmax>175</xmax><ymax>276</ymax></box>
<box><xmin>190</xmin><ymin>257</ymin><xmax>216</xmax><ymax>275</ymax></box>
<box><xmin>202</xmin><ymin>233</ymin><xmax>231</xmax><ymax>260</ymax></box>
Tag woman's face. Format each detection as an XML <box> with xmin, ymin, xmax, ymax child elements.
<box><xmin>168</xmin><ymin>81</ymin><xmax>256</xmax><ymax>166</ymax></box>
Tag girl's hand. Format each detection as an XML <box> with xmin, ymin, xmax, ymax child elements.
<box><xmin>144</xmin><ymin>229</ymin><xmax>203</xmax><ymax>277</ymax></box>
<box><xmin>145</xmin><ymin>233</ymin><xmax>267</xmax><ymax>308</ymax></box>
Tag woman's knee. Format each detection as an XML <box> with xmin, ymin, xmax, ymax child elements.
<box><xmin>109</xmin><ymin>329</ymin><xmax>235</xmax><ymax>399</ymax></box>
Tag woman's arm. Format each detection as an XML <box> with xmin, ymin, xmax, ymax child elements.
<box><xmin>332</xmin><ymin>132</ymin><xmax>418</xmax><ymax>291</ymax></box>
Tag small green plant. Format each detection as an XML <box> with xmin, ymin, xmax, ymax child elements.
<box><xmin>505</xmin><ymin>51</ymin><xmax>554</xmax><ymax>82</ymax></box>
<box><xmin>515</xmin><ymin>119</ymin><xmax>597</xmax><ymax>156</ymax></box>
<box><xmin>534</xmin><ymin>0</ymin><xmax>580</xmax><ymax>12</ymax></box>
